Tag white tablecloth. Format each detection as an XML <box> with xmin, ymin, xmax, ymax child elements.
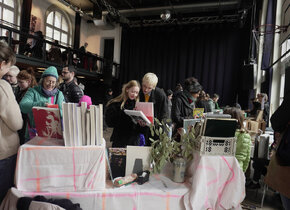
<box><xmin>15</xmin><ymin>175</ymin><xmax>188</xmax><ymax>210</ymax></box>
<box><xmin>184</xmin><ymin>153</ymin><xmax>245</xmax><ymax>210</ymax></box>
<box><xmin>15</xmin><ymin>137</ymin><xmax>106</xmax><ymax>192</ymax></box>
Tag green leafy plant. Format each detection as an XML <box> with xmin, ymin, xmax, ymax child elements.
<box><xmin>149</xmin><ymin>118</ymin><xmax>196</xmax><ymax>174</ymax></box>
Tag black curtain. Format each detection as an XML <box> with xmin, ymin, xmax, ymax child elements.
<box><xmin>120</xmin><ymin>23</ymin><xmax>250</xmax><ymax>106</ymax></box>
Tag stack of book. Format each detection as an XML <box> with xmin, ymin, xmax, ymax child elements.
<box><xmin>62</xmin><ymin>102</ymin><xmax>103</xmax><ymax>146</ymax></box>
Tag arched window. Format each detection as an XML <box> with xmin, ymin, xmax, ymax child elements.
<box><xmin>45</xmin><ymin>10</ymin><xmax>70</xmax><ymax>49</ymax></box>
<box><xmin>0</xmin><ymin>0</ymin><xmax>16</xmax><ymax>35</ymax></box>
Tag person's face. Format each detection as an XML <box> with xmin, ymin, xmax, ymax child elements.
<box><xmin>168</xmin><ymin>94</ymin><xmax>173</xmax><ymax>100</ymax></box>
<box><xmin>18</xmin><ymin>79</ymin><xmax>30</xmax><ymax>90</ymax></box>
<box><xmin>0</xmin><ymin>61</ymin><xmax>11</xmax><ymax>78</ymax></box>
<box><xmin>43</xmin><ymin>76</ymin><xmax>57</xmax><ymax>91</ymax></box>
<box><xmin>213</xmin><ymin>97</ymin><xmax>219</xmax><ymax>102</ymax></box>
<box><xmin>191</xmin><ymin>92</ymin><xmax>199</xmax><ymax>99</ymax></box>
<box><xmin>61</xmin><ymin>67</ymin><xmax>73</xmax><ymax>81</ymax></box>
<box><xmin>142</xmin><ymin>82</ymin><xmax>154</xmax><ymax>95</ymax></box>
<box><xmin>4</xmin><ymin>70</ymin><xmax>17</xmax><ymax>84</ymax></box>
<box><xmin>127</xmin><ymin>86</ymin><xmax>140</xmax><ymax>100</ymax></box>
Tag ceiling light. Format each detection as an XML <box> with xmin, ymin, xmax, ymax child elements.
<box><xmin>160</xmin><ymin>10</ymin><xmax>171</xmax><ymax>21</ymax></box>
<box><xmin>77</xmin><ymin>76</ymin><xmax>85</xmax><ymax>78</ymax></box>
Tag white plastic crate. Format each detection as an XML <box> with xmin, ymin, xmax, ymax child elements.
<box><xmin>193</xmin><ymin>136</ymin><xmax>236</xmax><ymax>156</ymax></box>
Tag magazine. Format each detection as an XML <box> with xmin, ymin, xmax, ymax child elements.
<box><xmin>193</xmin><ymin>108</ymin><xmax>204</xmax><ymax>118</ymax></box>
<box><xmin>32</xmin><ymin>107</ymin><xmax>62</xmax><ymax>139</ymax></box>
<box><xmin>135</xmin><ymin>102</ymin><xmax>154</xmax><ymax>124</ymax></box>
<box><xmin>124</xmin><ymin>109</ymin><xmax>151</xmax><ymax>126</ymax></box>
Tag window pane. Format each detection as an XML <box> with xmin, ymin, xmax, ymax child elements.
<box><xmin>46</xmin><ymin>26</ymin><xmax>53</xmax><ymax>38</ymax></box>
<box><xmin>47</xmin><ymin>12</ymin><xmax>53</xmax><ymax>25</ymax></box>
<box><xmin>61</xmin><ymin>33</ymin><xmax>67</xmax><ymax>44</ymax></box>
<box><xmin>54</xmin><ymin>11</ymin><xmax>61</xmax><ymax>28</ymax></box>
<box><xmin>3</xmin><ymin>8</ymin><xmax>14</xmax><ymax>24</ymax></box>
<box><xmin>53</xmin><ymin>30</ymin><xmax>60</xmax><ymax>41</ymax></box>
<box><xmin>61</xmin><ymin>18</ymin><xmax>68</xmax><ymax>32</ymax></box>
<box><xmin>3</xmin><ymin>0</ymin><xmax>14</xmax><ymax>7</ymax></box>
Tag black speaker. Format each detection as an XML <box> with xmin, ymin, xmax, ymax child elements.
<box><xmin>241</xmin><ymin>64</ymin><xmax>254</xmax><ymax>90</ymax></box>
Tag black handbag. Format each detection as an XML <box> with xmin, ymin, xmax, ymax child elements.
<box><xmin>276</xmin><ymin>126</ymin><xmax>290</xmax><ymax>166</ymax></box>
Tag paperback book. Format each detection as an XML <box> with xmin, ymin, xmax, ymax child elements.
<box><xmin>135</xmin><ymin>102</ymin><xmax>154</xmax><ymax>124</ymax></box>
<box><xmin>32</xmin><ymin>107</ymin><xmax>62</xmax><ymax>139</ymax></box>
<box><xmin>193</xmin><ymin>108</ymin><xmax>204</xmax><ymax>118</ymax></box>
<box><xmin>124</xmin><ymin>109</ymin><xmax>151</xmax><ymax>126</ymax></box>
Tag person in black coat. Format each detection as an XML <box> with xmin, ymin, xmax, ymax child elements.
<box><xmin>139</xmin><ymin>73</ymin><xmax>168</xmax><ymax>121</ymax></box>
<box><xmin>59</xmin><ymin>65</ymin><xmax>84</xmax><ymax>103</ymax></box>
<box><xmin>105</xmin><ymin>80</ymin><xmax>142</xmax><ymax>147</ymax></box>
<box><xmin>172</xmin><ymin>77</ymin><xmax>202</xmax><ymax>132</ymax></box>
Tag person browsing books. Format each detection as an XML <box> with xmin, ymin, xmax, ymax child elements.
<box><xmin>105</xmin><ymin>80</ymin><xmax>142</xmax><ymax>147</ymax></box>
<box><xmin>20</xmin><ymin>66</ymin><xmax>65</xmax><ymax>141</ymax></box>
<box><xmin>0</xmin><ymin>42</ymin><xmax>23</xmax><ymax>203</ymax></box>
<box><xmin>171</xmin><ymin>77</ymin><xmax>202</xmax><ymax>136</ymax></box>
<box><xmin>139</xmin><ymin>73</ymin><xmax>168</xmax><ymax>121</ymax></box>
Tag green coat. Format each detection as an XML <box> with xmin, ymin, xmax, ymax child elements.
<box><xmin>19</xmin><ymin>85</ymin><xmax>64</xmax><ymax>140</ymax></box>
<box><xmin>235</xmin><ymin>130</ymin><xmax>252</xmax><ymax>172</ymax></box>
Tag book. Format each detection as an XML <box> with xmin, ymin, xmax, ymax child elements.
<box><xmin>62</xmin><ymin>103</ymin><xmax>71</xmax><ymax>146</ymax></box>
<box><xmin>108</xmin><ymin>148</ymin><xmax>127</xmax><ymax>179</ymax></box>
<box><xmin>80</xmin><ymin>102</ymin><xmax>87</xmax><ymax>145</ymax></box>
<box><xmin>135</xmin><ymin>102</ymin><xmax>154</xmax><ymax>124</ymax></box>
<box><xmin>183</xmin><ymin>119</ymin><xmax>201</xmax><ymax>134</ymax></box>
<box><xmin>32</xmin><ymin>107</ymin><xmax>62</xmax><ymax>139</ymax></box>
<box><xmin>193</xmin><ymin>108</ymin><xmax>204</xmax><ymax>118</ymax></box>
<box><xmin>89</xmin><ymin>105</ymin><xmax>96</xmax><ymax>145</ymax></box>
<box><xmin>124</xmin><ymin>109</ymin><xmax>151</xmax><ymax>126</ymax></box>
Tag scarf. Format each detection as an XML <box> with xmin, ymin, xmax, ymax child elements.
<box><xmin>42</xmin><ymin>87</ymin><xmax>58</xmax><ymax>97</ymax></box>
<box><xmin>184</xmin><ymin>90</ymin><xmax>196</xmax><ymax>109</ymax></box>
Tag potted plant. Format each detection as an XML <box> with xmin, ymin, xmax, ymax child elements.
<box><xmin>149</xmin><ymin>118</ymin><xmax>196</xmax><ymax>174</ymax></box>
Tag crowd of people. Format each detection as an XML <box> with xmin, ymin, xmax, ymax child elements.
<box><xmin>0</xmin><ymin>41</ymin><xmax>289</xmax><ymax>208</ymax></box>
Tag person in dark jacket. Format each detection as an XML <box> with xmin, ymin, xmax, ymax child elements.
<box><xmin>139</xmin><ymin>73</ymin><xmax>168</xmax><ymax>121</ymax></box>
<box><xmin>59</xmin><ymin>65</ymin><xmax>84</xmax><ymax>103</ymax></box>
<box><xmin>172</xmin><ymin>77</ymin><xmax>202</xmax><ymax>133</ymax></box>
<box><xmin>196</xmin><ymin>90</ymin><xmax>212</xmax><ymax>112</ymax></box>
<box><xmin>105</xmin><ymin>80</ymin><xmax>141</xmax><ymax>147</ymax></box>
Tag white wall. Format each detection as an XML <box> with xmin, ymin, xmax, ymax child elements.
<box><xmin>30</xmin><ymin>0</ymin><xmax>121</xmax><ymax>63</ymax></box>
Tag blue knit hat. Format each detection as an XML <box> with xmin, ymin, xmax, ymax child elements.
<box><xmin>42</xmin><ymin>66</ymin><xmax>58</xmax><ymax>79</ymax></box>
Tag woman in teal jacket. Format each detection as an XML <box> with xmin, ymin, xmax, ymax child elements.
<box><xmin>224</xmin><ymin>107</ymin><xmax>252</xmax><ymax>172</ymax></box>
<box><xmin>20</xmin><ymin>66</ymin><xmax>64</xmax><ymax>141</ymax></box>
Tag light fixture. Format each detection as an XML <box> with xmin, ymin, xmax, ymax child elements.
<box><xmin>160</xmin><ymin>10</ymin><xmax>171</xmax><ymax>21</ymax></box>
<box><xmin>77</xmin><ymin>76</ymin><xmax>85</xmax><ymax>79</ymax></box>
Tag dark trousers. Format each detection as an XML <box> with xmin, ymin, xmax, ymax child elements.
<box><xmin>0</xmin><ymin>154</ymin><xmax>17</xmax><ymax>204</ymax></box>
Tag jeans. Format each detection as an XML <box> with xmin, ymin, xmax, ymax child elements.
<box><xmin>0</xmin><ymin>154</ymin><xmax>17</xmax><ymax>204</ymax></box>
<box><xmin>281</xmin><ymin>194</ymin><xmax>290</xmax><ymax>210</ymax></box>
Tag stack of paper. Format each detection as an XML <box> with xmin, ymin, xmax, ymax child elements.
<box><xmin>62</xmin><ymin>102</ymin><xmax>103</xmax><ymax>146</ymax></box>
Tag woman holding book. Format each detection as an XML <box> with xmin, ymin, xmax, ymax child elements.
<box><xmin>105</xmin><ymin>80</ymin><xmax>142</xmax><ymax>147</ymax></box>
<box><xmin>20</xmin><ymin>66</ymin><xmax>64</xmax><ymax>141</ymax></box>
<box><xmin>0</xmin><ymin>42</ymin><xmax>23</xmax><ymax>203</ymax></box>
<box><xmin>223</xmin><ymin>107</ymin><xmax>251</xmax><ymax>172</ymax></box>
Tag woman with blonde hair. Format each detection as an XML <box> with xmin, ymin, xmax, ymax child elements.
<box><xmin>105</xmin><ymin>80</ymin><xmax>142</xmax><ymax>147</ymax></box>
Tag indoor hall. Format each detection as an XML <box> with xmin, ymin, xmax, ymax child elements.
<box><xmin>0</xmin><ymin>0</ymin><xmax>289</xmax><ymax>209</ymax></box>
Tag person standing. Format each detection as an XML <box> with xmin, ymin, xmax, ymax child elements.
<box><xmin>3</xmin><ymin>65</ymin><xmax>20</xmax><ymax>96</ymax></box>
<box><xmin>20</xmin><ymin>66</ymin><xmax>65</xmax><ymax>141</ymax></box>
<box><xmin>59</xmin><ymin>65</ymin><xmax>84</xmax><ymax>103</ymax></box>
<box><xmin>16</xmin><ymin>68</ymin><xmax>37</xmax><ymax>145</ymax></box>
<box><xmin>0</xmin><ymin>42</ymin><xmax>23</xmax><ymax>203</ymax></box>
<box><xmin>139</xmin><ymin>73</ymin><xmax>168</xmax><ymax>121</ymax></box>
<box><xmin>172</xmin><ymin>77</ymin><xmax>202</xmax><ymax>131</ymax></box>
<box><xmin>105</xmin><ymin>80</ymin><xmax>141</xmax><ymax>147</ymax></box>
